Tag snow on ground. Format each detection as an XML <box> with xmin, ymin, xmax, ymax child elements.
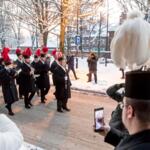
<box><xmin>69</xmin><ymin>57</ymin><xmax>125</xmax><ymax>94</ymax></box>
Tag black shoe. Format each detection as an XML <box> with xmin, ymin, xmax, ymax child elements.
<box><xmin>29</xmin><ymin>102</ymin><xmax>33</xmax><ymax>107</ymax></box>
<box><xmin>57</xmin><ymin>109</ymin><xmax>63</xmax><ymax>113</ymax></box>
<box><xmin>8</xmin><ymin>111</ymin><xmax>15</xmax><ymax>116</ymax></box>
<box><xmin>25</xmin><ymin>105</ymin><xmax>31</xmax><ymax>109</ymax></box>
<box><xmin>41</xmin><ymin>100</ymin><xmax>46</xmax><ymax>104</ymax></box>
<box><xmin>5</xmin><ymin>105</ymin><xmax>15</xmax><ymax>115</ymax></box>
<box><xmin>63</xmin><ymin>107</ymin><xmax>70</xmax><ymax>111</ymax></box>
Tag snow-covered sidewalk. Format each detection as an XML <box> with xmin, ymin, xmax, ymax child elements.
<box><xmin>69</xmin><ymin>57</ymin><xmax>125</xmax><ymax>94</ymax></box>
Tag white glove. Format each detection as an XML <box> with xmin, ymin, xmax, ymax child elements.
<box><xmin>65</xmin><ymin>76</ymin><xmax>68</xmax><ymax>81</ymax></box>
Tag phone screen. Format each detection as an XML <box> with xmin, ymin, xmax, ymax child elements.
<box><xmin>94</xmin><ymin>108</ymin><xmax>104</xmax><ymax>132</ymax></box>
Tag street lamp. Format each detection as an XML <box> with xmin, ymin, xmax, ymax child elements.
<box><xmin>104</xmin><ymin>0</ymin><xmax>109</xmax><ymax>66</ymax></box>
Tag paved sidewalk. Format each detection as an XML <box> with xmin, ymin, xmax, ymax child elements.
<box><xmin>0</xmin><ymin>89</ymin><xmax>117</xmax><ymax>150</ymax></box>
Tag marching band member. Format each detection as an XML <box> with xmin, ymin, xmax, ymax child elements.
<box><xmin>14</xmin><ymin>48</ymin><xmax>23</xmax><ymax>99</ymax></box>
<box><xmin>31</xmin><ymin>49</ymin><xmax>41</xmax><ymax>97</ymax></box>
<box><xmin>0</xmin><ymin>47</ymin><xmax>18</xmax><ymax>115</ymax></box>
<box><xmin>53</xmin><ymin>56</ymin><xmax>71</xmax><ymax>112</ymax></box>
<box><xmin>35</xmin><ymin>51</ymin><xmax>50</xmax><ymax>103</ymax></box>
<box><xmin>19</xmin><ymin>48</ymin><xmax>36</xmax><ymax>109</ymax></box>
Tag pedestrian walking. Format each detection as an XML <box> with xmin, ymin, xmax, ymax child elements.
<box><xmin>67</xmin><ymin>53</ymin><xmax>78</xmax><ymax>80</ymax></box>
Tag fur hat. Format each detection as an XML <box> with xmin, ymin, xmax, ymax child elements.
<box><xmin>51</xmin><ymin>49</ymin><xmax>57</xmax><ymax>56</ymax></box>
<box><xmin>35</xmin><ymin>49</ymin><xmax>41</xmax><ymax>57</ymax></box>
<box><xmin>22</xmin><ymin>48</ymin><xmax>32</xmax><ymax>59</ymax></box>
<box><xmin>42</xmin><ymin>47</ymin><xmax>48</xmax><ymax>54</ymax></box>
<box><xmin>16</xmin><ymin>48</ymin><xmax>22</xmax><ymax>56</ymax></box>
<box><xmin>1</xmin><ymin>47</ymin><xmax>11</xmax><ymax>65</ymax></box>
<box><xmin>125</xmin><ymin>71</ymin><xmax>150</xmax><ymax>100</ymax></box>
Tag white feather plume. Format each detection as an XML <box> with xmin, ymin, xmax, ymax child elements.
<box><xmin>111</xmin><ymin>10</ymin><xmax>150</xmax><ymax>70</ymax></box>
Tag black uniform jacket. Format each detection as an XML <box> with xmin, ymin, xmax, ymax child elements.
<box><xmin>50</xmin><ymin>60</ymin><xmax>58</xmax><ymax>85</ymax></box>
<box><xmin>0</xmin><ymin>66</ymin><xmax>18</xmax><ymax>104</ymax></box>
<box><xmin>106</xmin><ymin>83</ymin><xmax>127</xmax><ymax>132</ymax></box>
<box><xmin>105</xmin><ymin>128</ymin><xmax>150</xmax><ymax>150</ymax></box>
<box><xmin>15</xmin><ymin>59</ymin><xmax>22</xmax><ymax>71</ymax></box>
<box><xmin>19</xmin><ymin>63</ymin><xmax>36</xmax><ymax>94</ymax></box>
<box><xmin>15</xmin><ymin>59</ymin><xmax>22</xmax><ymax>84</ymax></box>
<box><xmin>54</xmin><ymin>64</ymin><xmax>71</xmax><ymax>100</ymax></box>
<box><xmin>35</xmin><ymin>60</ymin><xmax>50</xmax><ymax>89</ymax></box>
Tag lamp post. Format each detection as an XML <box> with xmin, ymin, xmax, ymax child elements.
<box><xmin>76</xmin><ymin>0</ymin><xmax>79</xmax><ymax>69</ymax></box>
<box><xmin>98</xmin><ymin>12</ymin><xmax>102</xmax><ymax>59</ymax></box>
<box><xmin>105</xmin><ymin>0</ymin><xmax>109</xmax><ymax>66</ymax></box>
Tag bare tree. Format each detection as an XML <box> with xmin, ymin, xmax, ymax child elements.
<box><xmin>6</xmin><ymin>0</ymin><xmax>60</xmax><ymax>47</ymax></box>
<box><xmin>116</xmin><ymin>0</ymin><xmax>148</xmax><ymax>12</ymax></box>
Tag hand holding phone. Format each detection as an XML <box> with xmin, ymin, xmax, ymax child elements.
<box><xmin>94</xmin><ymin>107</ymin><xmax>105</xmax><ymax>132</ymax></box>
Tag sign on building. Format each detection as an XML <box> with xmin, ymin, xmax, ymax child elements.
<box><xmin>75</xmin><ymin>35</ymin><xmax>81</xmax><ymax>45</ymax></box>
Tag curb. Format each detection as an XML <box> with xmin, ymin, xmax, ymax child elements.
<box><xmin>71</xmin><ymin>87</ymin><xmax>107</xmax><ymax>96</ymax></box>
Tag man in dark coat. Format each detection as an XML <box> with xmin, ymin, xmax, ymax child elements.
<box><xmin>100</xmin><ymin>71</ymin><xmax>150</xmax><ymax>150</ymax></box>
<box><xmin>31</xmin><ymin>49</ymin><xmax>41</xmax><ymax>97</ymax></box>
<box><xmin>87</xmin><ymin>52</ymin><xmax>98</xmax><ymax>83</ymax></box>
<box><xmin>35</xmin><ymin>53</ymin><xmax>50</xmax><ymax>103</ymax></box>
<box><xmin>54</xmin><ymin>57</ymin><xmax>71</xmax><ymax>112</ymax></box>
<box><xmin>14</xmin><ymin>48</ymin><xmax>23</xmax><ymax>99</ymax></box>
<box><xmin>67</xmin><ymin>54</ymin><xmax>78</xmax><ymax>80</ymax></box>
<box><xmin>0</xmin><ymin>48</ymin><xmax>18</xmax><ymax>116</ymax></box>
<box><xmin>19</xmin><ymin>48</ymin><xmax>36</xmax><ymax>109</ymax></box>
<box><xmin>50</xmin><ymin>49</ymin><xmax>58</xmax><ymax>86</ymax></box>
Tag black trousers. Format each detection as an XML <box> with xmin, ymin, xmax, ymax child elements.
<box><xmin>6</xmin><ymin>102</ymin><xmax>13</xmax><ymax>112</ymax></box>
<box><xmin>57</xmin><ymin>98</ymin><xmax>68</xmax><ymax>110</ymax></box>
<box><xmin>88</xmin><ymin>71</ymin><xmax>97</xmax><ymax>83</ymax></box>
<box><xmin>18</xmin><ymin>85</ymin><xmax>23</xmax><ymax>98</ymax></box>
<box><xmin>24</xmin><ymin>91</ymin><xmax>35</xmax><ymax>106</ymax></box>
<box><xmin>40</xmin><ymin>86</ymin><xmax>50</xmax><ymax>101</ymax></box>
<box><xmin>68</xmin><ymin>67</ymin><xmax>77</xmax><ymax>79</ymax></box>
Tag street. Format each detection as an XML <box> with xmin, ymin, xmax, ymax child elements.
<box><xmin>0</xmin><ymin>89</ymin><xmax>117</xmax><ymax>150</ymax></box>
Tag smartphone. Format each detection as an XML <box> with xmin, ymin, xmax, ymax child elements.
<box><xmin>94</xmin><ymin>107</ymin><xmax>104</xmax><ymax>132</ymax></box>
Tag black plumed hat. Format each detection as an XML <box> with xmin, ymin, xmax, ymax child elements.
<box><xmin>125</xmin><ymin>71</ymin><xmax>150</xmax><ymax>100</ymax></box>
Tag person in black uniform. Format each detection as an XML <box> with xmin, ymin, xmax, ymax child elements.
<box><xmin>98</xmin><ymin>71</ymin><xmax>150</xmax><ymax>150</ymax></box>
<box><xmin>14</xmin><ymin>48</ymin><xmax>23</xmax><ymax>99</ymax></box>
<box><xmin>54</xmin><ymin>57</ymin><xmax>71</xmax><ymax>113</ymax></box>
<box><xmin>35</xmin><ymin>52</ymin><xmax>50</xmax><ymax>103</ymax></box>
<box><xmin>31</xmin><ymin>49</ymin><xmax>40</xmax><ymax>68</ymax></box>
<box><xmin>106</xmin><ymin>83</ymin><xmax>127</xmax><ymax>133</ymax></box>
<box><xmin>31</xmin><ymin>49</ymin><xmax>41</xmax><ymax>97</ymax></box>
<box><xmin>0</xmin><ymin>47</ymin><xmax>18</xmax><ymax>115</ymax></box>
<box><xmin>19</xmin><ymin>48</ymin><xmax>36</xmax><ymax>109</ymax></box>
<box><xmin>50</xmin><ymin>49</ymin><xmax>58</xmax><ymax>86</ymax></box>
